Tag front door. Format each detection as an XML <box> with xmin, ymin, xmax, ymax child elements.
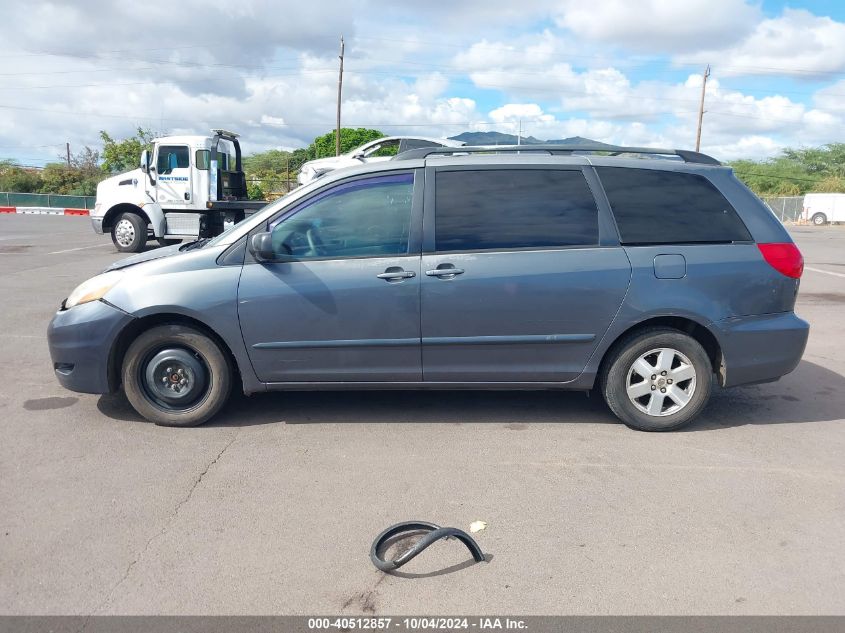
<box><xmin>155</xmin><ymin>144</ymin><xmax>192</xmax><ymax>207</ymax></box>
<box><xmin>420</xmin><ymin>166</ymin><xmax>631</xmax><ymax>383</ymax></box>
<box><xmin>238</xmin><ymin>171</ymin><xmax>423</xmax><ymax>382</ymax></box>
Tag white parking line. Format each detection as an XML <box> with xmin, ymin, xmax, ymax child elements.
<box><xmin>805</xmin><ymin>266</ymin><xmax>845</xmax><ymax>279</ymax></box>
<box><xmin>48</xmin><ymin>244</ymin><xmax>110</xmax><ymax>255</ymax></box>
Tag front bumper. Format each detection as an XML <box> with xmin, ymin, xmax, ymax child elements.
<box><xmin>709</xmin><ymin>311</ymin><xmax>809</xmax><ymax>387</ymax></box>
<box><xmin>91</xmin><ymin>216</ymin><xmax>104</xmax><ymax>234</ymax></box>
<box><xmin>47</xmin><ymin>300</ymin><xmax>135</xmax><ymax>394</ymax></box>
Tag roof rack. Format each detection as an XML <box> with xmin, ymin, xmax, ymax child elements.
<box><xmin>393</xmin><ymin>143</ymin><xmax>721</xmax><ymax>166</ymax></box>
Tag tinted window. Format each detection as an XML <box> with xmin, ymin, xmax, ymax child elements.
<box><xmin>434</xmin><ymin>169</ymin><xmax>599</xmax><ymax>252</ymax></box>
<box><xmin>597</xmin><ymin>167</ymin><xmax>752</xmax><ymax>244</ymax></box>
<box><xmin>399</xmin><ymin>139</ymin><xmax>441</xmax><ymax>152</ymax></box>
<box><xmin>269</xmin><ymin>173</ymin><xmax>413</xmax><ymax>260</ymax></box>
<box><xmin>156</xmin><ymin>145</ymin><xmax>189</xmax><ymax>174</ymax></box>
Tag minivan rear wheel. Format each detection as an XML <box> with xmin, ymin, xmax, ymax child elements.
<box><xmin>601</xmin><ymin>328</ymin><xmax>712</xmax><ymax>431</ymax></box>
<box><xmin>122</xmin><ymin>324</ymin><xmax>232</xmax><ymax>426</ymax></box>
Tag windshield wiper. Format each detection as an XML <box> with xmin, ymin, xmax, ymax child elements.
<box><xmin>179</xmin><ymin>238</ymin><xmax>212</xmax><ymax>252</ymax></box>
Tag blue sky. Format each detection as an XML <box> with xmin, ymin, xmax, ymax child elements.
<box><xmin>1</xmin><ymin>0</ymin><xmax>845</xmax><ymax>165</ymax></box>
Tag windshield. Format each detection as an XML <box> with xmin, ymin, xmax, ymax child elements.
<box><xmin>204</xmin><ymin>201</ymin><xmax>275</xmax><ymax>248</ymax></box>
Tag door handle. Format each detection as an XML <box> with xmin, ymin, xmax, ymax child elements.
<box><xmin>377</xmin><ymin>267</ymin><xmax>416</xmax><ymax>281</ymax></box>
<box><xmin>425</xmin><ymin>265</ymin><xmax>465</xmax><ymax>278</ymax></box>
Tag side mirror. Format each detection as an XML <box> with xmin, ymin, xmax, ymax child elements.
<box><xmin>140</xmin><ymin>150</ymin><xmax>156</xmax><ymax>185</ymax></box>
<box><xmin>352</xmin><ymin>150</ymin><xmax>365</xmax><ymax>161</ymax></box>
<box><xmin>250</xmin><ymin>231</ymin><xmax>293</xmax><ymax>263</ymax></box>
<box><xmin>249</xmin><ymin>232</ymin><xmax>275</xmax><ymax>261</ymax></box>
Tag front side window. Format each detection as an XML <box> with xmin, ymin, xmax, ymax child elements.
<box><xmin>156</xmin><ymin>145</ymin><xmax>189</xmax><ymax>174</ymax></box>
<box><xmin>597</xmin><ymin>167</ymin><xmax>752</xmax><ymax>244</ymax></box>
<box><xmin>434</xmin><ymin>169</ymin><xmax>600</xmax><ymax>252</ymax></box>
<box><xmin>268</xmin><ymin>173</ymin><xmax>414</xmax><ymax>260</ymax></box>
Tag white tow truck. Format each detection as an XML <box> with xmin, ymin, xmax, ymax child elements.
<box><xmin>91</xmin><ymin>130</ymin><xmax>267</xmax><ymax>252</ymax></box>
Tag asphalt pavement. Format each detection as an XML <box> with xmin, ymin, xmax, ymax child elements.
<box><xmin>0</xmin><ymin>215</ymin><xmax>843</xmax><ymax>615</ymax></box>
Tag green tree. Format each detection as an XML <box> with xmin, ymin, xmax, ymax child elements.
<box><xmin>0</xmin><ymin>160</ymin><xmax>41</xmax><ymax>192</ymax></box>
<box><xmin>310</xmin><ymin>128</ymin><xmax>385</xmax><ymax>158</ymax></box>
<box><xmin>38</xmin><ymin>163</ymin><xmax>99</xmax><ymax>196</ymax></box>
<box><xmin>729</xmin><ymin>144</ymin><xmax>845</xmax><ymax>196</ymax></box>
<box><xmin>243</xmin><ymin>149</ymin><xmax>295</xmax><ymax>198</ymax></box>
<box><xmin>246</xmin><ymin>180</ymin><xmax>266</xmax><ymax>200</ymax></box>
<box><xmin>100</xmin><ymin>127</ymin><xmax>155</xmax><ymax>173</ymax></box>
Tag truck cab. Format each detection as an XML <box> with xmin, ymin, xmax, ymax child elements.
<box><xmin>91</xmin><ymin>130</ymin><xmax>266</xmax><ymax>252</ymax></box>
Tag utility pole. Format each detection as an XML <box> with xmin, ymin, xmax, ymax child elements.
<box><xmin>335</xmin><ymin>35</ymin><xmax>345</xmax><ymax>157</ymax></box>
<box><xmin>517</xmin><ymin>119</ymin><xmax>522</xmax><ymax>145</ymax></box>
<box><xmin>695</xmin><ymin>64</ymin><xmax>710</xmax><ymax>152</ymax></box>
<box><xmin>65</xmin><ymin>142</ymin><xmax>71</xmax><ymax>167</ymax></box>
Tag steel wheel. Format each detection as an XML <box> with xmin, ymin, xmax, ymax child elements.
<box><xmin>812</xmin><ymin>213</ymin><xmax>827</xmax><ymax>226</ymax></box>
<box><xmin>140</xmin><ymin>347</ymin><xmax>209</xmax><ymax>412</ymax></box>
<box><xmin>114</xmin><ymin>218</ymin><xmax>136</xmax><ymax>248</ymax></box>
<box><xmin>122</xmin><ymin>325</ymin><xmax>232</xmax><ymax>426</ymax></box>
<box><xmin>626</xmin><ymin>347</ymin><xmax>697</xmax><ymax>417</ymax></box>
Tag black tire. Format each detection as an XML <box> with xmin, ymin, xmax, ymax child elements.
<box><xmin>158</xmin><ymin>237</ymin><xmax>182</xmax><ymax>247</ymax></box>
<box><xmin>122</xmin><ymin>325</ymin><xmax>232</xmax><ymax>427</ymax></box>
<box><xmin>600</xmin><ymin>327</ymin><xmax>713</xmax><ymax>431</ymax></box>
<box><xmin>111</xmin><ymin>212</ymin><xmax>148</xmax><ymax>253</ymax></box>
<box><xmin>812</xmin><ymin>213</ymin><xmax>828</xmax><ymax>226</ymax></box>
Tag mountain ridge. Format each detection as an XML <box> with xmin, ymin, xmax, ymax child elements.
<box><xmin>448</xmin><ymin>131</ymin><xmax>616</xmax><ymax>147</ymax></box>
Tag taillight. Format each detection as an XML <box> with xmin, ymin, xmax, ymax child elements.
<box><xmin>757</xmin><ymin>242</ymin><xmax>804</xmax><ymax>279</ymax></box>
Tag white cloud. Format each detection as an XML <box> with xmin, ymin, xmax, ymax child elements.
<box><xmin>678</xmin><ymin>9</ymin><xmax>845</xmax><ymax>77</ymax></box>
<box><xmin>554</xmin><ymin>0</ymin><xmax>760</xmax><ymax>52</ymax></box>
<box><xmin>489</xmin><ymin>104</ymin><xmax>554</xmax><ymax>124</ymax></box>
<box><xmin>1</xmin><ymin>1</ymin><xmax>844</xmax><ymax>166</ymax></box>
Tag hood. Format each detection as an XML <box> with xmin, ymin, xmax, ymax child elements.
<box><xmin>97</xmin><ymin>168</ymin><xmax>145</xmax><ymax>193</ymax></box>
<box><xmin>104</xmin><ymin>243</ymin><xmax>184</xmax><ymax>271</ymax></box>
<box><xmin>302</xmin><ymin>155</ymin><xmax>353</xmax><ymax>172</ymax></box>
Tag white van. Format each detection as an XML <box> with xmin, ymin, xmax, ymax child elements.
<box><xmin>803</xmin><ymin>193</ymin><xmax>845</xmax><ymax>225</ymax></box>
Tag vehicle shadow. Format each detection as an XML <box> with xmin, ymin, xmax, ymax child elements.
<box><xmin>683</xmin><ymin>359</ymin><xmax>845</xmax><ymax>431</ymax></box>
<box><xmin>96</xmin><ymin>359</ymin><xmax>844</xmax><ymax>431</ymax></box>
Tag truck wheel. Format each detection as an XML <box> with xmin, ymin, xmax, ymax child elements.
<box><xmin>600</xmin><ymin>328</ymin><xmax>712</xmax><ymax>432</ymax></box>
<box><xmin>812</xmin><ymin>213</ymin><xmax>828</xmax><ymax>226</ymax></box>
<box><xmin>112</xmin><ymin>212</ymin><xmax>147</xmax><ymax>252</ymax></box>
<box><xmin>122</xmin><ymin>324</ymin><xmax>232</xmax><ymax>427</ymax></box>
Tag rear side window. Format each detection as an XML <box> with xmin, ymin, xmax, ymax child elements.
<box><xmin>597</xmin><ymin>167</ymin><xmax>751</xmax><ymax>244</ymax></box>
<box><xmin>434</xmin><ymin>169</ymin><xmax>599</xmax><ymax>252</ymax></box>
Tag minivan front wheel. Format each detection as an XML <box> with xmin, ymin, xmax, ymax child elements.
<box><xmin>601</xmin><ymin>328</ymin><xmax>712</xmax><ymax>431</ymax></box>
<box><xmin>122</xmin><ymin>325</ymin><xmax>232</xmax><ymax>426</ymax></box>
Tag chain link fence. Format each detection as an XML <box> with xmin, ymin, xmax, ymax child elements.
<box><xmin>0</xmin><ymin>192</ymin><xmax>96</xmax><ymax>209</ymax></box>
<box><xmin>761</xmin><ymin>196</ymin><xmax>804</xmax><ymax>223</ymax></box>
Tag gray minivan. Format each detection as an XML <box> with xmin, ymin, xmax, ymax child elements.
<box><xmin>48</xmin><ymin>144</ymin><xmax>808</xmax><ymax>431</ymax></box>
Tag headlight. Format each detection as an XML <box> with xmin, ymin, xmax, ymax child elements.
<box><xmin>64</xmin><ymin>271</ymin><xmax>124</xmax><ymax>309</ymax></box>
